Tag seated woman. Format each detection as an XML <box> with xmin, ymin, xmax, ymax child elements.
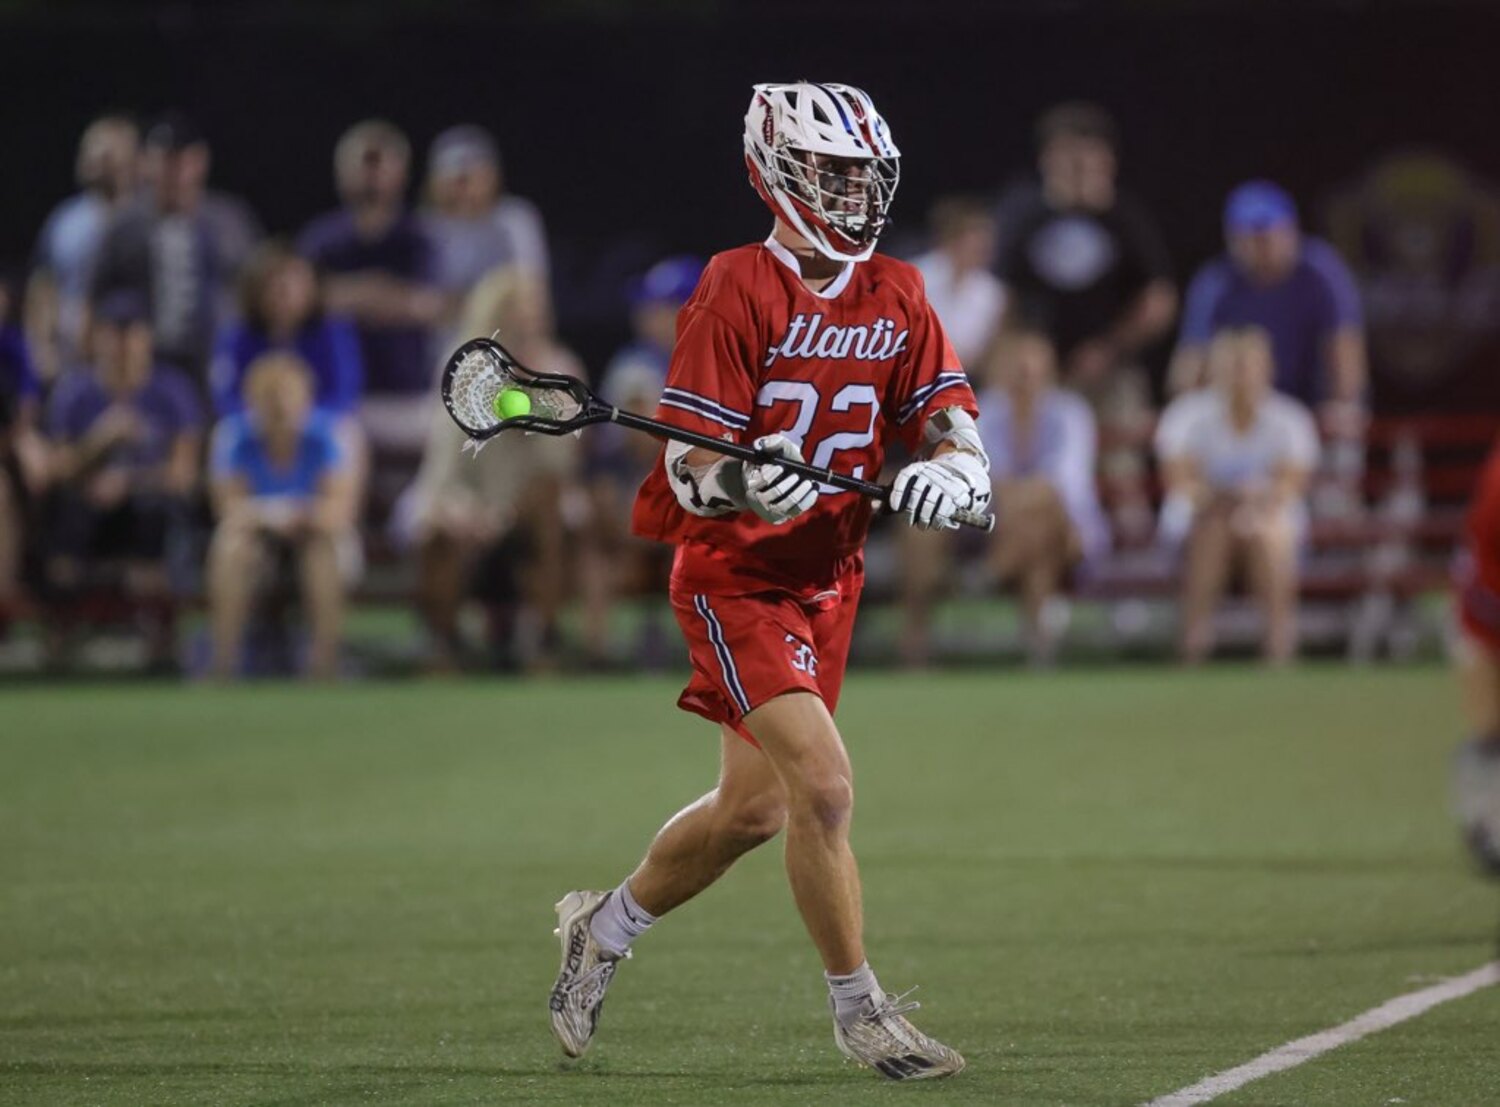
<box><xmin>898</xmin><ymin>326</ymin><xmax>1105</xmax><ymax>665</ymax></box>
<box><xmin>208</xmin><ymin>242</ymin><xmax>365</xmax><ymax>489</ymax></box>
<box><xmin>979</xmin><ymin>327</ymin><xmax>1109</xmax><ymax>661</ymax></box>
<box><xmin>1155</xmin><ymin>326</ymin><xmax>1319</xmax><ymax>664</ymax></box>
<box><xmin>207</xmin><ymin>352</ymin><xmax>356</xmax><ymax>679</ymax></box>
<box><xmin>1453</xmin><ymin>436</ymin><xmax>1500</xmax><ymax>874</ymax></box>
<box><xmin>397</xmin><ymin>266</ymin><xmax>582</xmax><ymax>671</ymax></box>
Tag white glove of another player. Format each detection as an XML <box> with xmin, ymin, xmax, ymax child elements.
<box><xmin>889</xmin><ymin>451</ymin><xmax>990</xmax><ymax>530</ymax></box>
<box><xmin>741</xmin><ymin>434</ymin><xmax>819</xmax><ymax>525</ymax></box>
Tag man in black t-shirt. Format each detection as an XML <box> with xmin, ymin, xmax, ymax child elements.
<box><xmin>996</xmin><ymin>102</ymin><xmax>1177</xmax><ymax>544</ymax></box>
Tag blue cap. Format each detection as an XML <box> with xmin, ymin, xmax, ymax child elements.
<box><xmin>1224</xmin><ymin>180</ymin><xmax>1298</xmax><ymax>233</ymax></box>
<box><xmin>630</xmin><ymin>255</ymin><xmax>704</xmax><ymax>308</ymax></box>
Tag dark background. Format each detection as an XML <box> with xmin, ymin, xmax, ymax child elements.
<box><xmin>4</xmin><ymin>0</ymin><xmax>1498</xmax><ymax>403</ymax></box>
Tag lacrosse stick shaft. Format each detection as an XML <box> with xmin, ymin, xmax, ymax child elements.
<box><xmin>608</xmin><ymin>408</ymin><xmax>995</xmax><ymax>532</ymax></box>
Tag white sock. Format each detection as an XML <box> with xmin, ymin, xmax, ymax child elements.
<box><xmin>827</xmin><ymin>961</ymin><xmax>882</xmax><ymax>1023</ymax></box>
<box><xmin>588</xmin><ymin>880</ymin><xmax>657</xmax><ymax>957</ymax></box>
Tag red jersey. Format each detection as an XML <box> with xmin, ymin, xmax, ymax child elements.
<box><xmin>631</xmin><ymin>237</ymin><xmax>978</xmax><ymax>595</ymax></box>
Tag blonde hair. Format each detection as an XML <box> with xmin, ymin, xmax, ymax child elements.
<box><xmin>242</xmin><ymin>351</ymin><xmax>313</xmax><ymax>411</ymax></box>
<box><xmin>460</xmin><ymin>266</ymin><xmax>551</xmax><ymax>339</ymax></box>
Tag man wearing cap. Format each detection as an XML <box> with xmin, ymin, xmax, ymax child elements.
<box><xmin>422</xmin><ymin>124</ymin><xmax>550</xmax><ymax>296</ymax></box>
<box><xmin>89</xmin><ymin>112</ymin><xmax>262</xmax><ymax>388</ymax></box>
<box><xmin>1170</xmin><ymin>180</ymin><xmax>1367</xmax><ymax>426</ymax></box>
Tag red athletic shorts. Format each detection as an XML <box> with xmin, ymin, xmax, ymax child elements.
<box><xmin>671</xmin><ymin>561</ymin><xmax>863</xmax><ymax>745</ymax></box>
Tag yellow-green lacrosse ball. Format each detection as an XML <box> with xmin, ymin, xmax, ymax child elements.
<box><xmin>494</xmin><ymin>388</ymin><xmax>532</xmax><ymax>419</ymax></box>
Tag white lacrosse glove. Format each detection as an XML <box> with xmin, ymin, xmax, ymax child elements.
<box><xmin>889</xmin><ymin>451</ymin><xmax>990</xmax><ymax>530</ymax></box>
<box><xmin>741</xmin><ymin>433</ymin><xmax>819</xmax><ymax>525</ymax></box>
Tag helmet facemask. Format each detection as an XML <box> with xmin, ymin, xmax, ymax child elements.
<box><xmin>776</xmin><ymin>147</ymin><xmax>899</xmax><ymax>257</ymax></box>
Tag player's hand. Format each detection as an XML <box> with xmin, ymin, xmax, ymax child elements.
<box><xmin>742</xmin><ymin>434</ymin><xmax>818</xmax><ymax>525</ymax></box>
<box><xmin>890</xmin><ymin>452</ymin><xmax>990</xmax><ymax>530</ymax></box>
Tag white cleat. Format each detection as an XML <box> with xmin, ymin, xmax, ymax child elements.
<box><xmin>833</xmin><ymin>990</ymin><xmax>966</xmax><ymax>1081</ymax></box>
<box><xmin>548</xmin><ymin>890</ymin><xmax>628</xmax><ymax>1058</ymax></box>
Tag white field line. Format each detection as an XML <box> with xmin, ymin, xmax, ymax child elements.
<box><xmin>1141</xmin><ymin>961</ymin><xmax>1500</xmax><ymax>1107</ymax></box>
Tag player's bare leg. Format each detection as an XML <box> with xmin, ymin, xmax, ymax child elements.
<box><xmin>549</xmin><ymin>729</ymin><xmax>786</xmax><ymax>1057</ymax></box>
<box><xmin>743</xmin><ymin>691</ymin><xmax>964</xmax><ymax>1080</ymax></box>
<box><xmin>628</xmin><ymin>728</ymin><xmax>787</xmax><ymax>914</ymax></box>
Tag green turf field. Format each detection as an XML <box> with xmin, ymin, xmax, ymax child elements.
<box><xmin>4</xmin><ymin>667</ymin><xmax>1499</xmax><ymax>1105</ymax></box>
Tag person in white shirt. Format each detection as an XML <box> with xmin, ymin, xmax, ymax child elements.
<box><xmin>899</xmin><ymin>326</ymin><xmax>1104</xmax><ymax>665</ymax></box>
<box><xmin>912</xmin><ymin>197</ymin><xmax>1007</xmax><ymax>367</ymax></box>
<box><xmin>1155</xmin><ymin>326</ymin><xmax>1319</xmax><ymax>664</ymax></box>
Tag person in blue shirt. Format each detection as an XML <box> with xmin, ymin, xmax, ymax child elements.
<box><xmin>1170</xmin><ymin>180</ymin><xmax>1368</xmax><ymax>423</ymax></box>
<box><xmin>207</xmin><ymin>351</ymin><xmax>356</xmax><ymax>679</ymax></box>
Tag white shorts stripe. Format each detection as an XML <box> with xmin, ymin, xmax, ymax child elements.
<box><xmin>694</xmin><ymin>595</ymin><xmax>752</xmax><ymax>716</ymax></box>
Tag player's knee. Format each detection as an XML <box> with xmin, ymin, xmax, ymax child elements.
<box><xmin>793</xmin><ymin>772</ymin><xmax>854</xmax><ymax>832</ymax></box>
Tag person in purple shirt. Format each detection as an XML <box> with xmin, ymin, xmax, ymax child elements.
<box><xmin>209</xmin><ymin>243</ymin><xmax>363</xmax><ymax>418</ymax></box>
<box><xmin>43</xmin><ymin>291</ymin><xmax>202</xmax><ymax>666</ymax></box>
<box><xmin>1170</xmin><ymin>180</ymin><xmax>1368</xmax><ymax>424</ymax></box>
<box><xmin>297</xmin><ymin>120</ymin><xmax>445</xmax><ymax>455</ymax></box>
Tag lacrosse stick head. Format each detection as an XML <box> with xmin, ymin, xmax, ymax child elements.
<box><xmin>440</xmin><ymin>336</ymin><xmax>594</xmax><ymax>441</ymax></box>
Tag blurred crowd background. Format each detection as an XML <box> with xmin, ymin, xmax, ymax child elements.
<box><xmin>2</xmin><ymin>0</ymin><xmax>1499</xmax><ymax>679</ymax></box>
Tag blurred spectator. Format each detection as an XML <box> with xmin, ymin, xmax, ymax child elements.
<box><xmin>897</xmin><ymin>327</ymin><xmax>1106</xmax><ymax>666</ymax></box>
<box><xmin>1156</xmin><ymin>327</ymin><xmax>1319</xmax><ymax>665</ymax></box>
<box><xmin>89</xmin><ymin>113</ymin><xmax>262</xmax><ymax>386</ymax></box>
<box><xmin>421</xmin><ymin>124</ymin><xmax>550</xmax><ymax>299</ymax></box>
<box><xmin>207</xmin><ymin>243</ymin><xmax>365</xmax><ymax>512</ymax></box>
<box><xmin>577</xmin><ymin>256</ymin><xmax>701</xmax><ymax>664</ymax></box>
<box><xmin>1</xmin><ymin>279</ymin><xmax>46</xmax><ymax>621</ymax></box>
<box><xmin>1171</xmin><ymin>181</ymin><xmax>1366</xmax><ymax>416</ymax></box>
<box><xmin>209</xmin><ymin>242</ymin><xmax>363</xmax><ymax>418</ymax></box>
<box><xmin>26</xmin><ymin>113</ymin><xmax>140</xmax><ymax>383</ymax></box>
<box><xmin>43</xmin><ymin>292</ymin><xmax>202</xmax><ymax>667</ymax></box>
<box><xmin>995</xmin><ymin>102</ymin><xmax>1176</xmax><ymax>543</ymax></box>
<box><xmin>297</xmin><ymin>120</ymin><xmax>444</xmax><ymax>454</ymax></box>
<box><xmin>399</xmin><ymin>267</ymin><xmax>581</xmax><ymax>671</ymax></box>
<box><xmin>207</xmin><ymin>353</ymin><xmax>356</xmax><ymax>679</ymax></box>
<box><xmin>979</xmin><ymin>327</ymin><xmax>1108</xmax><ymax>661</ymax></box>
<box><xmin>913</xmin><ymin>197</ymin><xmax>1007</xmax><ymax>367</ymax></box>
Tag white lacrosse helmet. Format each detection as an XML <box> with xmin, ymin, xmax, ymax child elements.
<box><xmin>744</xmin><ymin>81</ymin><xmax>901</xmax><ymax>263</ymax></box>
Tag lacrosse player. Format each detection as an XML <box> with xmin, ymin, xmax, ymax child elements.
<box><xmin>1455</xmin><ymin>438</ymin><xmax>1500</xmax><ymax>875</ymax></box>
<box><xmin>548</xmin><ymin>82</ymin><xmax>987</xmax><ymax>1080</ymax></box>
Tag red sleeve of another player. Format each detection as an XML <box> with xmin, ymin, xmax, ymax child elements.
<box><xmin>891</xmin><ymin>297</ymin><xmax>978</xmax><ymax>453</ymax></box>
<box><xmin>654</xmin><ymin>302</ymin><xmax>757</xmax><ymax>444</ymax></box>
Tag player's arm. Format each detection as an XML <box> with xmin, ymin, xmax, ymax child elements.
<box><xmin>666</xmin><ymin>435</ymin><xmax>817</xmax><ymax>526</ymax></box>
<box><xmin>656</xmin><ymin>287</ymin><xmax>819</xmax><ymax>526</ymax></box>
<box><xmin>886</xmin><ymin>292</ymin><xmax>991</xmax><ymax>530</ymax></box>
